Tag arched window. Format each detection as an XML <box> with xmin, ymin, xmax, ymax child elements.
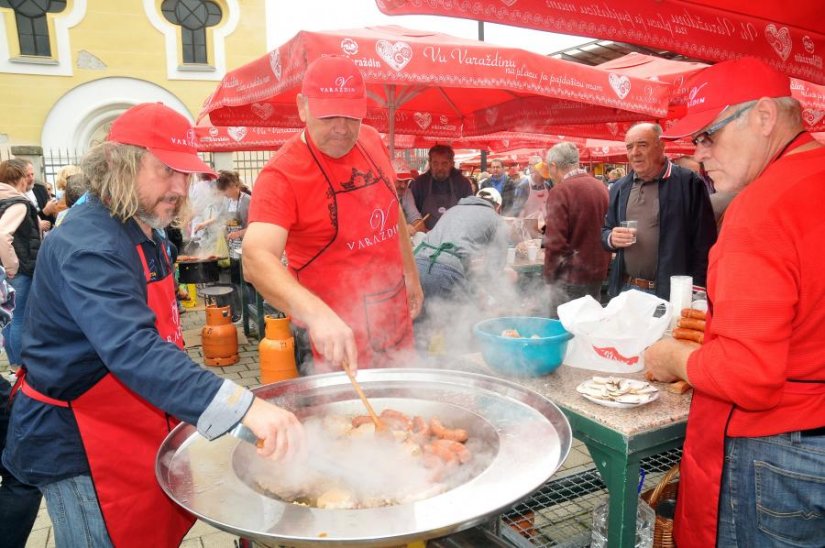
<box><xmin>161</xmin><ymin>0</ymin><xmax>222</xmax><ymax>65</ymax></box>
<box><xmin>0</xmin><ymin>0</ymin><xmax>67</xmax><ymax>57</ymax></box>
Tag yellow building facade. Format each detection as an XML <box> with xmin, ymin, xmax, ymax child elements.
<box><xmin>0</xmin><ymin>0</ymin><xmax>268</xmax><ymax>153</ymax></box>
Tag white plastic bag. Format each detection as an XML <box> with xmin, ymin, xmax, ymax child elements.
<box><xmin>557</xmin><ymin>291</ymin><xmax>671</xmax><ymax>373</ymax></box>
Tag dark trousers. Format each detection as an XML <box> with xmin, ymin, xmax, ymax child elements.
<box><xmin>1</xmin><ymin>378</ymin><xmax>42</xmax><ymax>548</ymax></box>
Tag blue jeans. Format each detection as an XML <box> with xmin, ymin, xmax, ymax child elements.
<box><xmin>2</xmin><ymin>274</ymin><xmax>31</xmax><ymax>365</ymax></box>
<box><xmin>717</xmin><ymin>431</ymin><xmax>825</xmax><ymax>547</ymax></box>
<box><xmin>41</xmin><ymin>474</ymin><xmax>113</xmax><ymax>547</ymax></box>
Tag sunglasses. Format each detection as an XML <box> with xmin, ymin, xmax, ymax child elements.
<box><xmin>691</xmin><ymin>104</ymin><xmax>754</xmax><ymax>148</ymax></box>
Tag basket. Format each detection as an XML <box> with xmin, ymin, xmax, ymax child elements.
<box><xmin>640</xmin><ymin>464</ymin><xmax>680</xmax><ymax>548</ymax></box>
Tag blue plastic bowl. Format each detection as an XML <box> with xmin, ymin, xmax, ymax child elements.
<box><xmin>473</xmin><ymin>316</ymin><xmax>573</xmax><ymax>376</ymax></box>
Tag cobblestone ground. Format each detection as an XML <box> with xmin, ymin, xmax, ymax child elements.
<box><xmin>1</xmin><ymin>305</ymin><xmax>259</xmax><ymax>548</ymax></box>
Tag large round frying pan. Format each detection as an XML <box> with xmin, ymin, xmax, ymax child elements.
<box><xmin>156</xmin><ymin>368</ymin><xmax>571</xmax><ymax>547</ymax></box>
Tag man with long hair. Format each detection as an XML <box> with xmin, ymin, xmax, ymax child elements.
<box><xmin>2</xmin><ymin>103</ymin><xmax>304</xmax><ymax>547</ymax></box>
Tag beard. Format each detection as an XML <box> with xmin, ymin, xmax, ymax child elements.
<box><xmin>136</xmin><ymin>195</ymin><xmax>182</xmax><ymax>229</ymax></box>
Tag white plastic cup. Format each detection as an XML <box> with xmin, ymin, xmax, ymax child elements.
<box><xmin>669</xmin><ymin>275</ymin><xmax>693</xmax><ymax>329</ymax></box>
<box><xmin>621</xmin><ymin>220</ymin><xmax>638</xmax><ymax>244</ymax></box>
<box><xmin>526</xmin><ymin>244</ymin><xmax>539</xmax><ymax>262</ymax></box>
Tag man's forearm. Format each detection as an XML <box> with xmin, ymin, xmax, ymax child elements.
<box><xmin>242</xmin><ymin>249</ymin><xmax>330</xmax><ymax>325</ymax></box>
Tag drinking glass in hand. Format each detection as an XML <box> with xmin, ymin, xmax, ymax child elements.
<box><xmin>621</xmin><ymin>220</ymin><xmax>638</xmax><ymax>244</ymax></box>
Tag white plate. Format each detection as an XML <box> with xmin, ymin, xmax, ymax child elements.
<box><xmin>576</xmin><ymin>379</ymin><xmax>659</xmax><ymax>408</ymax></box>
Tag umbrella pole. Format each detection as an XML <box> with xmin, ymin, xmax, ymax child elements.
<box><xmin>388</xmin><ymin>85</ymin><xmax>397</xmax><ymax>158</ymax></box>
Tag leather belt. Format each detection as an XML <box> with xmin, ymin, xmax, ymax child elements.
<box><xmin>624</xmin><ymin>275</ymin><xmax>655</xmax><ymax>290</ymax></box>
<box><xmin>800</xmin><ymin>425</ymin><xmax>825</xmax><ymax>437</ymax></box>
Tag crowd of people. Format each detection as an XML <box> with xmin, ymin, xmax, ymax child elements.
<box><xmin>1</xmin><ymin>54</ymin><xmax>823</xmax><ymax>547</ymax></box>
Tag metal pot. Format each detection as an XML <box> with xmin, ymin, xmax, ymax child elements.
<box><xmin>156</xmin><ymin>368</ymin><xmax>572</xmax><ymax>547</ymax></box>
<box><xmin>177</xmin><ymin>258</ymin><xmax>220</xmax><ymax>284</ymax></box>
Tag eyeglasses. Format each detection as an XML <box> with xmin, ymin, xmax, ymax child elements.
<box><xmin>691</xmin><ymin>105</ymin><xmax>753</xmax><ymax>147</ymax></box>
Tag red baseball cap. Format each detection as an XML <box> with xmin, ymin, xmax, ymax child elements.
<box><xmin>301</xmin><ymin>56</ymin><xmax>367</xmax><ymax>120</ymax></box>
<box><xmin>662</xmin><ymin>57</ymin><xmax>791</xmax><ymax>139</ymax></box>
<box><xmin>108</xmin><ymin>103</ymin><xmax>217</xmax><ymax>178</ymax></box>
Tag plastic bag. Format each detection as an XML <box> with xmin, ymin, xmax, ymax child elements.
<box><xmin>557</xmin><ymin>291</ymin><xmax>671</xmax><ymax>373</ymax></box>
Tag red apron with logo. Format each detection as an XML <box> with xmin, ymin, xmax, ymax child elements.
<box><xmin>20</xmin><ymin>242</ymin><xmax>192</xmax><ymax>547</ymax></box>
<box><xmin>674</xmin><ymin>133</ymin><xmax>815</xmax><ymax>547</ymax></box>
<box><xmin>295</xmin><ymin>132</ymin><xmax>413</xmax><ymax>372</ymax></box>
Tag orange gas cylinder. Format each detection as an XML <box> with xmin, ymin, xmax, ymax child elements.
<box><xmin>201</xmin><ymin>305</ymin><xmax>239</xmax><ymax>366</ymax></box>
<box><xmin>259</xmin><ymin>315</ymin><xmax>299</xmax><ymax>383</ymax></box>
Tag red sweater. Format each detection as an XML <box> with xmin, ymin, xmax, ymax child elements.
<box><xmin>687</xmin><ymin>145</ymin><xmax>825</xmax><ymax>436</ymax></box>
<box><xmin>543</xmin><ymin>172</ymin><xmax>611</xmax><ymax>284</ymax></box>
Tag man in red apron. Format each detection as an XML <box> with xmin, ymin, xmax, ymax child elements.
<box><xmin>644</xmin><ymin>58</ymin><xmax>825</xmax><ymax>547</ymax></box>
<box><xmin>516</xmin><ymin>160</ymin><xmax>552</xmax><ymax>230</ymax></box>
<box><xmin>2</xmin><ymin>103</ymin><xmax>305</xmax><ymax>548</ymax></box>
<box><xmin>243</xmin><ymin>56</ymin><xmax>423</xmax><ymax>374</ymax></box>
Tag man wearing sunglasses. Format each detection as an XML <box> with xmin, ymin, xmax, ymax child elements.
<box><xmin>644</xmin><ymin>57</ymin><xmax>825</xmax><ymax>547</ymax></box>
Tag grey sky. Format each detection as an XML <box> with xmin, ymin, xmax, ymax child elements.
<box><xmin>265</xmin><ymin>0</ymin><xmax>592</xmax><ymax>55</ymax></box>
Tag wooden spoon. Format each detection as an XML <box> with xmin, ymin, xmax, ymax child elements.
<box><xmin>342</xmin><ymin>361</ymin><xmax>386</xmax><ymax>432</ymax></box>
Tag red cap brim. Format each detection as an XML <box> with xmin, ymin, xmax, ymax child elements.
<box><xmin>307</xmin><ymin>96</ymin><xmax>367</xmax><ymax>120</ymax></box>
<box><xmin>661</xmin><ymin>108</ymin><xmax>722</xmax><ymax>140</ymax></box>
<box><xmin>152</xmin><ymin>148</ymin><xmax>218</xmax><ymax>178</ymax></box>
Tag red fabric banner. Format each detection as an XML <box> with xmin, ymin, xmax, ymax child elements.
<box><xmin>375</xmin><ymin>0</ymin><xmax>825</xmax><ymax>84</ymax></box>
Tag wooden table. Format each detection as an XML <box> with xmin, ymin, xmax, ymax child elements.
<box><xmin>466</xmin><ymin>354</ymin><xmax>690</xmax><ymax>547</ymax></box>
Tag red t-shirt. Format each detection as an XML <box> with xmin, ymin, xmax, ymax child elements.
<box><xmin>687</xmin><ymin>144</ymin><xmax>825</xmax><ymax>436</ymax></box>
<box><xmin>249</xmin><ymin>125</ymin><xmax>395</xmax><ymax>270</ymax></box>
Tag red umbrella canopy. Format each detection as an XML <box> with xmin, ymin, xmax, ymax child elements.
<box><xmin>194</xmin><ymin>119</ymin><xmax>299</xmax><ymax>152</ymax></box>
<box><xmin>201</xmin><ymin>25</ymin><xmax>672</xmax><ymax>148</ymax></box>
<box><xmin>598</xmin><ymin>52</ymin><xmax>825</xmax><ymax>132</ymax></box>
<box><xmin>375</xmin><ymin>0</ymin><xmax>825</xmax><ymax>84</ymax></box>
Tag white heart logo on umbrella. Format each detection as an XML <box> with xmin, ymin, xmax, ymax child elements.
<box><xmin>414</xmin><ymin>112</ymin><xmax>432</xmax><ymax>129</ymax></box>
<box><xmin>802</xmin><ymin>108</ymin><xmax>825</xmax><ymax>126</ymax></box>
<box><xmin>228</xmin><ymin>127</ymin><xmax>247</xmax><ymax>142</ymax></box>
<box><xmin>269</xmin><ymin>50</ymin><xmax>282</xmax><ymax>80</ymax></box>
<box><xmin>251</xmin><ymin>103</ymin><xmax>274</xmax><ymax>120</ymax></box>
<box><xmin>609</xmin><ymin>73</ymin><xmax>631</xmax><ymax>100</ymax></box>
<box><xmin>765</xmin><ymin>24</ymin><xmax>792</xmax><ymax>61</ymax></box>
<box><xmin>376</xmin><ymin>40</ymin><xmax>413</xmax><ymax>72</ymax></box>
<box><xmin>499</xmin><ymin>0</ymin><xmax>518</xmax><ymax>6</ymax></box>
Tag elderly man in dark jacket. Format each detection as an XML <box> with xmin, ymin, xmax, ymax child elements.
<box><xmin>601</xmin><ymin>122</ymin><xmax>716</xmax><ymax>300</ymax></box>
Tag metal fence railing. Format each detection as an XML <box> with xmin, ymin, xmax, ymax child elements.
<box><xmin>231</xmin><ymin>150</ymin><xmax>277</xmax><ymax>188</ymax></box>
<box><xmin>43</xmin><ymin>148</ymin><xmax>84</xmax><ymax>187</ymax></box>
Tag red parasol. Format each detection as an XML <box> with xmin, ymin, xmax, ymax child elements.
<box><xmin>200</xmin><ymin>25</ymin><xmax>672</xmax><ymax>154</ymax></box>
<box><xmin>598</xmin><ymin>52</ymin><xmax>825</xmax><ymax>132</ymax></box>
<box><xmin>375</xmin><ymin>0</ymin><xmax>825</xmax><ymax>85</ymax></box>
<box><xmin>194</xmin><ymin>119</ymin><xmax>299</xmax><ymax>152</ymax></box>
